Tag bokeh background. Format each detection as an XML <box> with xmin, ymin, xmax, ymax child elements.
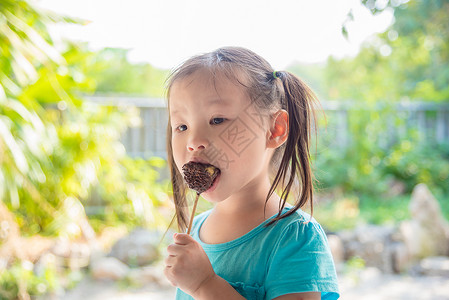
<box><xmin>0</xmin><ymin>0</ymin><xmax>448</xmax><ymax>299</ymax></box>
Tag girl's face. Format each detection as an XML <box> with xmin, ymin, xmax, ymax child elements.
<box><xmin>169</xmin><ymin>70</ymin><xmax>274</xmax><ymax>203</ymax></box>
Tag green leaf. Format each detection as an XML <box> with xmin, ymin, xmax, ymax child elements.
<box><xmin>0</xmin><ymin>115</ymin><xmax>28</xmax><ymax>174</ymax></box>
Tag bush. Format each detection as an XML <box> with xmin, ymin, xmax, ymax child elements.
<box><xmin>313</xmin><ymin>105</ymin><xmax>449</xmax><ymax>197</ymax></box>
<box><xmin>384</xmin><ymin>141</ymin><xmax>449</xmax><ymax>194</ymax></box>
<box><xmin>0</xmin><ymin>260</ymin><xmax>59</xmax><ymax>299</ymax></box>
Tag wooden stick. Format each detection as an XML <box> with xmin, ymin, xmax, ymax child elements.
<box><xmin>186</xmin><ymin>193</ymin><xmax>200</xmax><ymax>235</ymax></box>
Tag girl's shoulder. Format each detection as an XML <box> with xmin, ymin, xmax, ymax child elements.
<box><xmin>190</xmin><ymin>207</ymin><xmax>329</xmax><ymax>250</ymax></box>
<box><xmin>265</xmin><ymin>207</ymin><xmax>331</xmax><ymax>252</ymax></box>
<box><xmin>265</xmin><ymin>208</ymin><xmax>340</xmax><ymax>299</ymax></box>
<box><xmin>191</xmin><ymin>209</ymin><xmax>213</xmax><ymax>231</ymax></box>
<box><xmin>270</xmin><ymin>207</ymin><xmax>325</xmax><ymax>235</ymax></box>
<box><xmin>191</xmin><ymin>207</ymin><xmax>326</xmax><ymax>238</ymax></box>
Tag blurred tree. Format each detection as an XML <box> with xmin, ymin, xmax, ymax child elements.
<box><xmin>0</xmin><ymin>1</ymin><xmax>169</xmax><ymax>297</ymax></box>
<box><xmin>330</xmin><ymin>0</ymin><xmax>449</xmax><ymax>102</ymax></box>
<box><xmin>0</xmin><ymin>0</ymin><xmax>170</xmax><ymax>239</ymax></box>
<box><xmin>0</xmin><ymin>0</ymin><xmax>76</xmax><ymax>217</ymax></box>
<box><xmin>311</xmin><ymin>0</ymin><xmax>449</xmax><ymax>197</ymax></box>
<box><xmin>83</xmin><ymin>47</ymin><xmax>169</xmax><ymax>97</ymax></box>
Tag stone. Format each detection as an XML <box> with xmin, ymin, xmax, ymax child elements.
<box><xmin>127</xmin><ymin>264</ymin><xmax>171</xmax><ymax>287</ymax></box>
<box><xmin>90</xmin><ymin>256</ymin><xmax>129</xmax><ymax>281</ymax></box>
<box><xmin>327</xmin><ymin>234</ymin><xmax>344</xmax><ymax>266</ymax></box>
<box><xmin>359</xmin><ymin>267</ymin><xmax>383</xmax><ymax>284</ymax></box>
<box><xmin>400</xmin><ymin>184</ymin><xmax>449</xmax><ymax>260</ymax></box>
<box><xmin>391</xmin><ymin>242</ymin><xmax>411</xmax><ymax>273</ymax></box>
<box><xmin>417</xmin><ymin>256</ymin><xmax>449</xmax><ymax>277</ymax></box>
<box><xmin>339</xmin><ymin>224</ymin><xmax>397</xmax><ymax>273</ymax></box>
<box><xmin>386</xmin><ymin>179</ymin><xmax>407</xmax><ymax>197</ymax></box>
<box><xmin>108</xmin><ymin>228</ymin><xmax>160</xmax><ymax>267</ymax></box>
<box><xmin>51</xmin><ymin>239</ymin><xmax>91</xmax><ymax>270</ymax></box>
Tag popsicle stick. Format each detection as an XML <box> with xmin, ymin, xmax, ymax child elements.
<box><xmin>186</xmin><ymin>193</ymin><xmax>200</xmax><ymax>235</ymax></box>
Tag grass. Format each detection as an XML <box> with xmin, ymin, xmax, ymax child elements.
<box><xmin>314</xmin><ymin>193</ymin><xmax>449</xmax><ymax>232</ymax></box>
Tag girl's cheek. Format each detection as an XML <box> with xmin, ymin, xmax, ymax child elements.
<box><xmin>172</xmin><ymin>134</ymin><xmax>182</xmax><ymax>149</ymax></box>
<box><xmin>171</xmin><ymin>139</ymin><xmax>184</xmax><ymax>166</ymax></box>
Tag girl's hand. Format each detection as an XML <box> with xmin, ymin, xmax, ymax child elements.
<box><xmin>164</xmin><ymin>233</ymin><xmax>215</xmax><ymax>296</ymax></box>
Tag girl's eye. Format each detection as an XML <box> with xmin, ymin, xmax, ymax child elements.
<box><xmin>211</xmin><ymin>118</ymin><xmax>225</xmax><ymax>125</ymax></box>
<box><xmin>176</xmin><ymin>124</ymin><xmax>187</xmax><ymax>132</ymax></box>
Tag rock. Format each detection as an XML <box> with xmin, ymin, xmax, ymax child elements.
<box><xmin>417</xmin><ymin>256</ymin><xmax>449</xmax><ymax>277</ymax></box>
<box><xmin>339</xmin><ymin>225</ymin><xmax>397</xmax><ymax>273</ymax></box>
<box><xmin>327</xmin><ymin>234</ymin><xmax>344</xmax><ymax>268</ymax></box>
<box><xmin>51</xmin><ymin>239</ymin><xmax>91</xmax><ymax>270</ymax></box>
<box><xmin>359</xmin><ymin>267</ymin><xmax>383</xmax><ymax>284</ymax></box>
<box><xmin>400</xmin><ymin>184</ymin><xmax>449</xmax><ymax>260</ymax></box>
<box><xmin>386</xmin><ymin>179</ymin><xmax>407</xmax><ymax>197</ymax></box>
<box><xmin>68</xmin><ymin>242</ymin><xmax>91</xmax><ymax>269</ymax></box>
<box><xmin>108</xmin><ymin>228</ymin><xmax>160</xmax><ymax>267</ymax></box>
<box><xmin>90</xmin><ymin>256</ymin><xmax>130</xmax><ymax>281</ymax></box>
<box><xmin>391</xmin><ymin>242</ymin><xmax>411</xmax><ymax>273</ymax></box>
<box><xmin>96</xmin><ymin>225</ymin><xmax>128</xmax><ymax>252</ymax></box>
<box><xmin>127</xmin><ymin>264</ymin><xmax>171</xmax><ymax>287</ymax></box>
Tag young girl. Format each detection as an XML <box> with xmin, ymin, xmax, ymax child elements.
<box><xmin>164</xmin><ymin>47</ymin><xmax>339</xmax><ymax>300</ymax></box>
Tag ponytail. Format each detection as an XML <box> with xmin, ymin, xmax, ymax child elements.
<box><xmin>266</xmin><ymin>71</ymin><xmax>318</xmax><ymax>225</ymax></box>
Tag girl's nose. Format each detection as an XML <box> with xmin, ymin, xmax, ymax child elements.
<box><xmin>187</xmin><ymin>144</ymin><xmax>205</xmax><ymax>151</ymax></box>
<box><xmin>187</xmin><ymin>134</ymin><xmax>209</xmax><ymax>152</ymax></box>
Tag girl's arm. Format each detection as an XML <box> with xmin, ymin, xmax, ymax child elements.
<box><xmin>190</xmin><ymin>274</ymin><xmax>247</xmax><ymax>300</ymax></box>
<box><xmin>164</xmin><ymin>233</ymin><xmax>245</xmax><ymax>300</ymax></box>
<box><xmin>164</xmin><ymin>233</ymin><xmax>321</xmax><ymax>300</ymax></box>
<box><xmin>273</xmin><ymin>292</ymin><xmax>320</xmax><ymax>300</ymax></box>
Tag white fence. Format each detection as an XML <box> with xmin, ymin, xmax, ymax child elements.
<box><xmin>86</xmin><ymin>96</ymin><xmax>449</xmax><ymax>159</ymax></box>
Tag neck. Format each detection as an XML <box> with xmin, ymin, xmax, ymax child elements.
<box><xmin>214</xmin><ymin>175</ymin><xmax>281</xmax><ymax>219</ymax></box>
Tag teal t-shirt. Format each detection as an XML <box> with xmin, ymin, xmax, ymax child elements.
<box><xmin>176</xmin><ymin>207</ymin><xmax>340</xmax><ymax>300</ymax></box>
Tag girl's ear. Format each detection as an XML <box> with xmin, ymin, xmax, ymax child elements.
<box><xmin>267</xmin><ymin>109</ymin><xmax>289</xmax><ymax>148</ymax></box>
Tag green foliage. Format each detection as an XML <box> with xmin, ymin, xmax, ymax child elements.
<box><xmin>358</xmin><ymin>195</ymin><xmax>410</xmax><ymax>225</ymax></box>
<box><xmin>384</xmin><ymin>140</ymin><xmax>449</xmax><ymax>193</ymax></box>
<box><xmin>343</xmin><ymin>256</ymin><xmax>366</xmax><ymax>282</ymax></box>
<box><xmin>324</xmin><ymin>48</ymin><xmax>401</xmax><ymax>102</ymax></box>
<box><xmin>314</xmin><ymin>103</ymin><xmax>392</xmax><ymax>195</ymax></box>
<box><xmin>0</xmin><ymin>0</ymin><xmax>172</xmax><ymax>238</ymax></box>
<box><xmin>0</xmin><ymin>260</ymin><xmax>59</xmax><ymax>299</ymax></box>
<box><xmin>332</xmin><ymin>0</ymin><xmax>449</xmax><ymax>103</ymax></box>
<box><xmin>316</xmin><ymin>193</ymin><xmax>449</xmax><ymax>232</ymax></box>
<box><xmin>346</xmin><ymin>256</ymin><xmax>365</xmax><ymax>269</ymax></box>
<box><xmin>83</xmin><ymin>47</ymin><xmax>169</xmax><ymax>97</ymax></box>
<box><xmin>315</xmin><ymin>196</ymin><xmax>361</xmax><ymax>231</ymax></box>
<box><xmin>312</xmin><ymin>0</ymin><xmax>449</xmax><ymax>198</ymax></box>
<box><xmin>0</xmin><ymin>0</ymin><xmax>67</xmax><ymax>219</ymax></box>
<box><xmin>313</xmin><ymin>101</ymin><xmax>449</xmax><ymax>199</ymax></box>
<box><xmin>89</xmin><ymin>155</ymin><xmax>171</xmax><ymax>232</ymax></box>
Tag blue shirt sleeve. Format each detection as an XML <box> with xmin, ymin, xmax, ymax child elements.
<box><xmin>265</xmin><ymin>219</ymin><xmax>340</xmax><ymax>300</ymax></box>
